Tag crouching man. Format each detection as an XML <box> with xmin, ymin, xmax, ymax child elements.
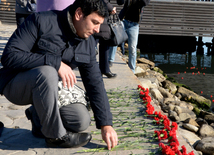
<box><xmin>0</xmin><ymin>0</ymin><xmax>118</xmax><ymax>149</ymax></box>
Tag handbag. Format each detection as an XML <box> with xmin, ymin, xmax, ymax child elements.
<box><xmin>107</xmin><ymin>13</ymin><xmax>128</xmax><ymax>46</ymax></box>
<box><xmin>57</xmin><ymin>81</ymin><xmax>90</xmax><ymax>110</ymax></box>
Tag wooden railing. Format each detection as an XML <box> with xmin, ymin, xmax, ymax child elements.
<box><xmin>0</xmin><ymin>0</ymin><xmax>15</xmax><ymax>24</ymax></box>
<box><xmin>140</xmin><ymin>0</ymin><xmax>214</xmax><ymax>37</ymax></box>
<box><xmin>111</xmin><ymin>0</ymin><xmax>214</xmax><ymax>37</ymax></box>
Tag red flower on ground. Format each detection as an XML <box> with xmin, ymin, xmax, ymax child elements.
<box><xmin>181</xmin><ymin>145</ymin><xmax>187</xmax><ymax>155</ymax></box>
<box><xmin>171</xmin><ymin>122</ymin><xmax>178</xmax><ymax>130</ymax></box>
<box><xmin>138</xmin><ymin>85</ymin><xmax>194</xmax><ymax>155</ymax></box>
<box><xmin>159</xmin><ymin>129</ymin><xmax>168</xmax><ymax>140</ymax></box>
<box><xmin>170</xmin><ymin>142</ymin><xmax>179</xmax><ymax>152</ymax></box>
<box><xmin>138</xmin><ymin>85</ymin><xmax>144</xmax><ymax>90</ymax></box>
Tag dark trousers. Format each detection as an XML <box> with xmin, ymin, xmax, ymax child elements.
<box><xmin>99</xmin><ymin>39</ymin><xmax>110</xmax><ymax>74</ymax></box>
<box><xmin>3</xmin><ymin>66</ymin><xmax>90</xmax><ymax>138</ymax></box>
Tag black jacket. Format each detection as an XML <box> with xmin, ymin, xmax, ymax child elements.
<box><xmin>0</xmin><ymin>5</ymin><xmax>112</xmax><ymax>129</ymax></box>
<box><xmin>119</xmin><ymin>0</ymin><xmax>150</xmax><ymax>23</ymax></box>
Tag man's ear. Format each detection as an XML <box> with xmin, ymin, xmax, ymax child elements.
<box><xmin>74</xmin><ymin>7</ymin><xmax>83</xmax><ymax>21</ymax></box>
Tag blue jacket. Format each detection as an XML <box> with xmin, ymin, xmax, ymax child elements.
<box><xmin>0</xmin><ymin>5</ymin><xmax>112</xmax><ymax>129</ymax></box>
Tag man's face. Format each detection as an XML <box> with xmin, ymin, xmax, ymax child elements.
<box><xmin>73</xmin><ymin>8</ymin><xmax>105</xmax><ymax>39</ymax></box>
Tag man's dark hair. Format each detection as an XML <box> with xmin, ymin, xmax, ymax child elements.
<box><xmin>69</xmin><ymin>0</ymin><xmax>109</xmax><ymax>18</ymax></box>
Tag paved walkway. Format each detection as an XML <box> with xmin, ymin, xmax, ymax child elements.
<box><xmin>0</xmin><ymin>24</ymin><xmax>196</xmax><ymax>155</ymax></box>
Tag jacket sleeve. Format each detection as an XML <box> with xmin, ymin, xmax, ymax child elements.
<box><xmin>104</xmin><ymin>0</ymin><xmax>114</xmax><ymax>12</ymax></box>
<box><xmin>78</xmin><ymin>38</ymin><xmax>112</xmax><ymax>129</ymax></box>
<box><xmin>1</xmin><ymin>13</ymin><xmax>61</xmax><ymax>71</ymax></box>
<box><xmin>139</xmin><ymin>0</ymin><xmax>150</xmax><ymax>7</ymax></box>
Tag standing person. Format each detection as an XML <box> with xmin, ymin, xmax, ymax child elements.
<box><xmin>95</xmin><ymin>0</ymin><xmax>123</xmax><ymax>78</ymax></box>
<box><xmin>36</xmin><ymin>0</ymin><xmax>74</xmax><ymax>12</ymax></box>
<box><xmin>95</xmin><ymin>0</ymin><xmax>117</xmax><ymax>78</ymax></box>
<box><xmin>108</xmin><ymin>0</ymin><xmax>150</xmax><ymax>73</ymax></box>
<box><xmin>0</xmin><ymin>0</ymin><xmax>118</xmax><ymax>149</ymax></box>
<box><xmin>15</xmin><ymin>0</ymin><xmax>37</xmax><ymax>27</ymax></box>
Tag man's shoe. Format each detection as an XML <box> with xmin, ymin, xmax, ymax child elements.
<box><xmin>25</xmin><ymin>107</ymin><xmax>45</xmax><ymax>138</ymax></box>
<box><xmin>102</xmin><ymin>72</ymin><xmax>117</xmax><ymax>78</ymax></box>
<box><xmin>109</xmin><ymin>61</ymin><xmax>113</xmax><ymax>67</ymax></box>
<box><xmin>45</xmin><ymin>132</ymin><xmax>92</xmax><ymax>148</ymax></box>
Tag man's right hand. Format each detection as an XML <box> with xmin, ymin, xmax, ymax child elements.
<box><xmin>58</xmin><ymin>61</ymin><xmax>77</xmax><ymax>88</ymax></box>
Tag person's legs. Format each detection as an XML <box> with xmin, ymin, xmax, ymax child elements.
<box><xmin>3</xmin><ymin>66</ymin><xmax>66</xmax><ymax>138</ymax></box>
<box><xmin>99</xmin><ymin>40</ymin><xmax>110</xmax><ymax>74</ymax></box>
<box><xmin>119</xmin><ymin>42</ymin><xmax>125</xmax><ymax>55</ymax></box>
<box><xmin>124</xmin><ymin>20</ymin><xmax>139</xmax><ymax>73</ymax></box>
<box><xmin>60</xmin><ymin>103</ymin><xmax>91</xmax><ymax>132</ymax></box>
<box><xmin>99</xmin><ymin>39</ymin><xmax>117</xmax><ymax>78</ymax></box>
<box><xmin>108</xmin><ymin>46</ymin><xmax>117</xmax><ymax>62</ymax></box>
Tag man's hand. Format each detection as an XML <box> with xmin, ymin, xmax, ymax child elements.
<box><xmin>101</xmin><ymin>125</ymin><xmax>118</xmax><ymax>150</ymax></box>
<box><xmin>58</xmin><ymin>61</ymin><xmax>77</xmax><ymax>88</ymax></box>
<box><xmin>110</xmin><ymin>7</ymin><xmax>116</xmax><ymax>15</ymax></box>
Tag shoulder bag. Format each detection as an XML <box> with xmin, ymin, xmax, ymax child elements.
<box><xmin>107</xmin><ymin>13</ymin><xmax>128</xmax><ymax>46</ymax></box>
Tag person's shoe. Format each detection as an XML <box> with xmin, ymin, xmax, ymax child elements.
<box><xmin>45</xmin><ymin>132</ymin><xmax>92</xmax><ymax>148</ymax></box>
<box><xmin>109</xmin><ymin>61</ymin><xmax>113</xmax><ymax>67</ymax></box>
<box><xmin>102</xmin><ymin>72</ymin><xmax>117</xmax><ymax>78</ymax></box>
<box><xmin>25</xmin><ymin>107</ymin><xmax>45</xmax><ymax>138</ymax></box>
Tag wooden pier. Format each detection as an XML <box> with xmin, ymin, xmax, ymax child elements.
<box><xmin>140</xmin><ymin>0</ymin><xmax>214</xmax><ymax>37</ymax></box>
<box><xmin>0</xmin><ymin>0</ymin><xmax>15</xmax><ymax>25</ymax></box>
<box><xmin>112</xmin><ymin>0</ymin><xmax>214</xmax><ymax>38</ymax></box>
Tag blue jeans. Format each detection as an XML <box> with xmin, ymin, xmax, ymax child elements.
<box><xmin>109</xmin><ymin>20</ymin><xmax>139</xmax><ymax>73</ymax></box>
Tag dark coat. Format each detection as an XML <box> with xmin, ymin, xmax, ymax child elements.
<box><xmin>119</xmin><ymin>0</ymin><xmax>150</xmax><ymax>23</ymax></box>
<box><xmin>0</xmin><ymin>5</ymin><xmax>112</xmax><ymax>129</ymax></box>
